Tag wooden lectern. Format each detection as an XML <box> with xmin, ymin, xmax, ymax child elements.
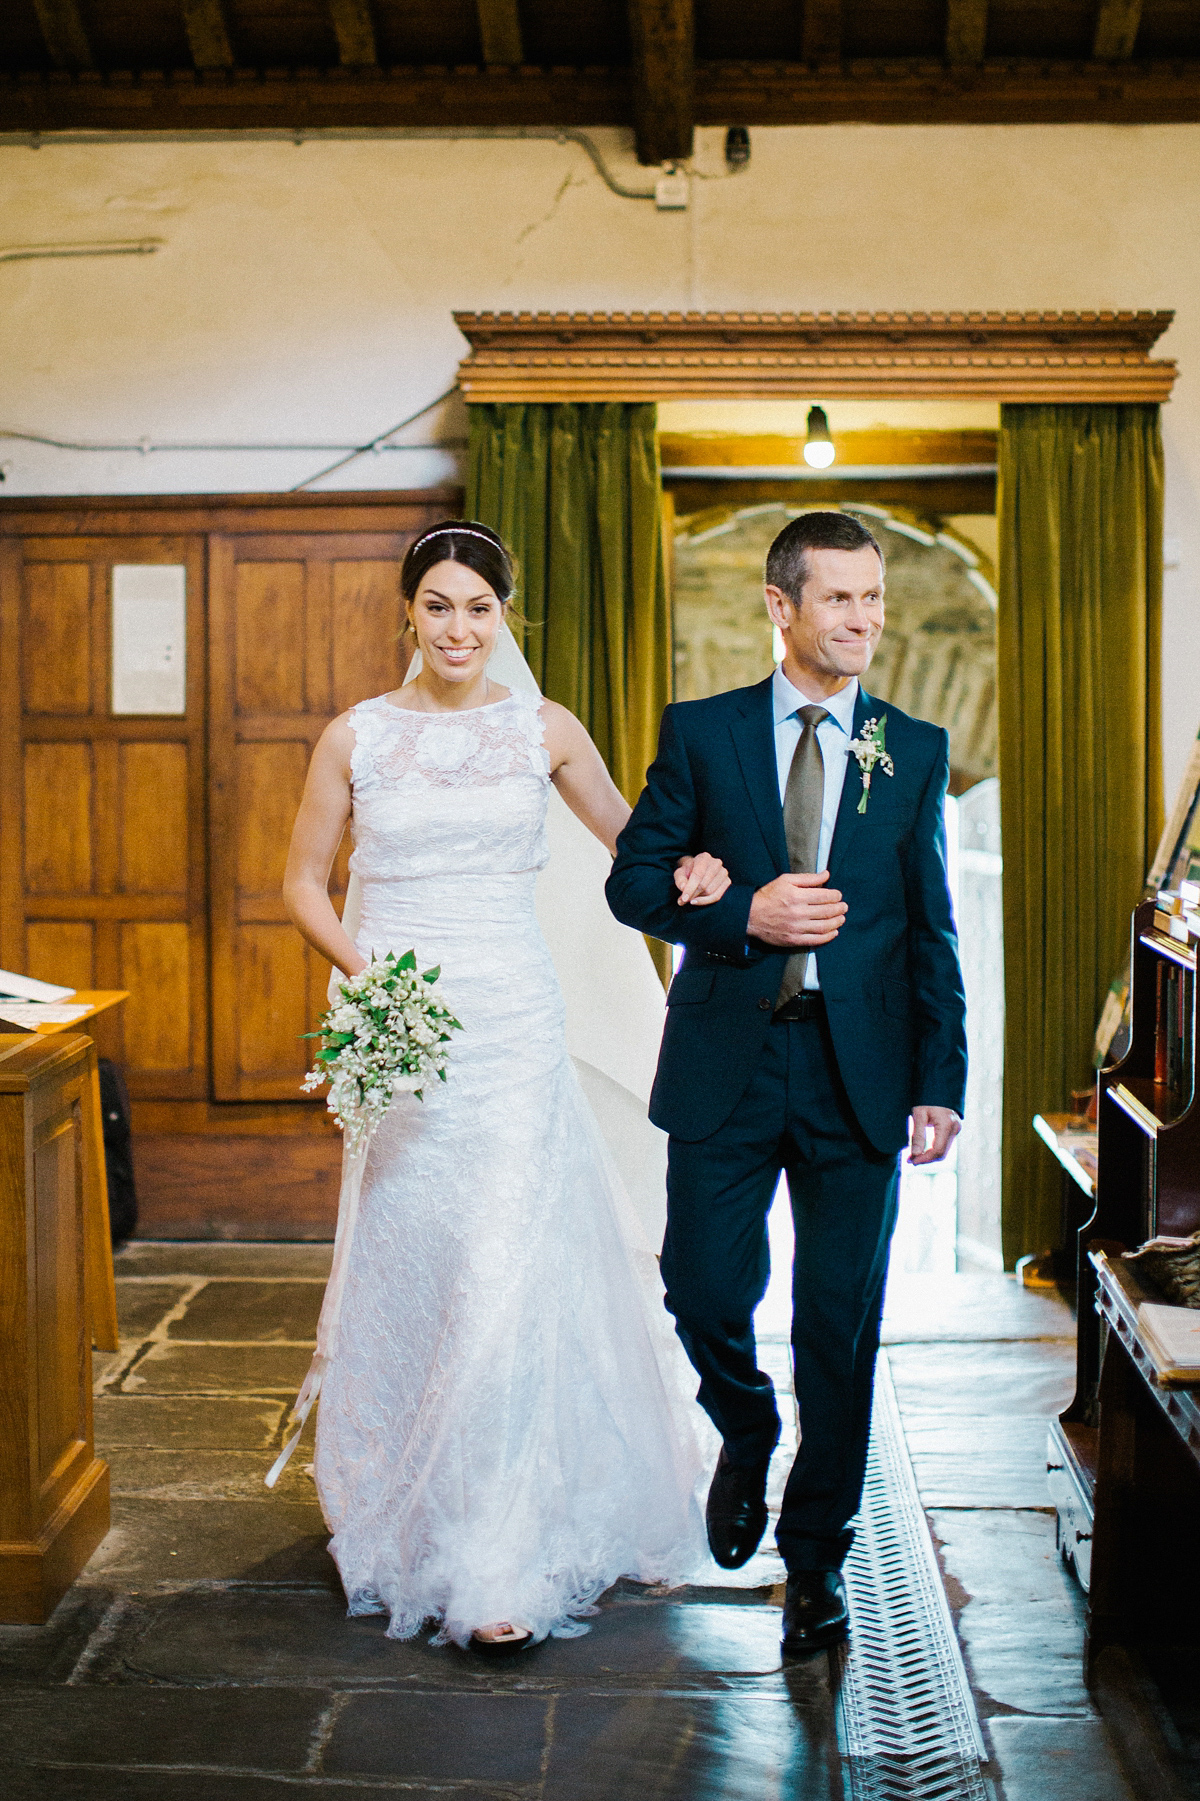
<box><xmin>22</xmin><ymin>992</ymin><xmax>128</xmax><ymax>1354</ymax></box>
<box><xmin>0</xmin><ymin>1033</ymin><xmax>110</xmax><ymax>1623</ymax></box>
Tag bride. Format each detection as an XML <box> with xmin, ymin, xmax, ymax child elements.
<box><xmin>282</xmin><ymin>520</ymin><xmax>727</xmax><ymax>1653</ymax></box>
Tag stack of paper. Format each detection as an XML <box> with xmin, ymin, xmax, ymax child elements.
<box><xmin>0</xmin><ymin>1002</ymin><xmax>92</xmax><ymax>1029</ymax></box>
<box><xmin>0</xmin><ymin>968</ymin><xmax>76</xmax><ymax>1003</ymax></box>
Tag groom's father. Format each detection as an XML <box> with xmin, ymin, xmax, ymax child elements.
<box><xmin>607</xmin><ymin>511</ymin><xmax>966</xmax><ymax>1654</ymax></box>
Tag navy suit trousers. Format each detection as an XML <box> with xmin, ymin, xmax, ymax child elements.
<box><xmin>661</xmin><ymin>1013</ymin><xmax>899</xmax><ymax>1573</ymax></box>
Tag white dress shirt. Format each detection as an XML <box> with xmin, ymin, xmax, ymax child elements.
<box><xmin>771</xmin><ymin>664</ymin><xmax>859</xmax><ymax>991</ymax></box>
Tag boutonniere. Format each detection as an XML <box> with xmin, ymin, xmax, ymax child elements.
<box><xmin>849</xmin><ymin>715</ymin><xmax>894</xmax><ymax>814</ymax></box>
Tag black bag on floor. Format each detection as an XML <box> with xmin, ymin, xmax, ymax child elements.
<box><xmin>98</xmin><ymin>1057</ymin><xmax>138</xmax><ymax>1246</ymax></box>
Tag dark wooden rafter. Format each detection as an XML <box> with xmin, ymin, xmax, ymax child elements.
<box><xmin>701</xmin><ymin>58</ymin><xmax>1200</xmax><ymax>124</ymax></box>
<box><xmin>945</xmin><ymin>0</ymin><xmax>988</xmax><ymax>66</ymax></box>
<box><xmin>627</xmin><ymin>0</ymin><xmax>694</xmax><ymax>165</ymax></box>
<box><xmin>802</xmin><ymin>0</ymin><xmax>843</xmax><ymax>66</ymax></box>
<box><xmin>1093</xmin><ymin>0</ymin><xmax>1143</xmax><ymax>61</ymax></box>
<box><xmin>31</xmin><ymin>0</ymin><xmax>92</xmax><ymax>69</ymax></box>
<box><xmin>476</xmin><ymin>0</ymin><xmax>523</xmax><ymax>65</ymax></box>
<box><xmin>180</xmin><ymin>0</ymin><xmax>233</xmax><ymax>71</ymax></box>
<box><xmin>327</xmin><ymin>0</ymin><xmax>377</xmax><ymax>66</ymax></box>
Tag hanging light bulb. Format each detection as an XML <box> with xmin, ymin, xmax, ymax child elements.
<box><xmin>803</xmin><ymin>405</ymin><xmax>835</xmax><ymax>469</ymax></box>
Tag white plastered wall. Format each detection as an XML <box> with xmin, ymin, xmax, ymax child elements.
<box><xmin>1</xmin><ymin>123</ymin><xmax>1197</xmax><ymax>792</ymax></box>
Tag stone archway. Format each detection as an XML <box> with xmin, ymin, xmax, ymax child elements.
<box><xmin>672</xmin><ymin>499</ymin><xmax>996</xmax><ymax>791</ymax></box>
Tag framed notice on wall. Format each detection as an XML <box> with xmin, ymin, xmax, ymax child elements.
<box><xmin>111</xmin><ymin>564</ymin><xmax>187</xmax><ymax>715</ymax></box>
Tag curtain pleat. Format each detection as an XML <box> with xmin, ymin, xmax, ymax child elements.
<box><xmin>997</xmin><ymin>403</ymin><xmax>1163</xmax><ymax>1267</ymax></box>
<box><xmin>466</xmin><ymin>400</ymin><xmax>674</xmax><ymax>982</ymax></box>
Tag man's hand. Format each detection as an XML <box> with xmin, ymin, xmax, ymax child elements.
<box><xmin>746</xmin><ymin>871</ymin><xmax>847</xmax><ymax>947</ymax></box>
<box><xmin>674</xmin><ymin>852</ymin><xmax>732</xmax><ymax>907</ymax></box>
<box><xmin>908</xmin><ymin>1106</ymin><xmax>962</xmax><ymax>1166</ymax></box>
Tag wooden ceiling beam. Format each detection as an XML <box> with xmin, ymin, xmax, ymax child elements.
<box><xmin>1093</xmin><ymin>0</ymin><xmax>1143</xmax><ymax>61</ymax></box>
<box><xmin>328</xmin><ymin>0</ymin><xmax>378</xmax><ymax>66</ymax></box>
<box><xmin>665</xmin><ymin>472</ymin><xmax>998</xmax><ymax>514</ymax></box>
<box><xmin>32</xmin><ymin>0</ymin><xmax>93</xmax><ymax>70</ymax></box>
<box><xmin>476</xmin><ymin>0</ymin><xmax>524</xmax><ymax>65</ymax></box>
<box><xmin>180</xmin><ymin>0</ymin><xmax>234</xmax><ymax>71</ymax></box>
<box><xmin>4</xmin><ymin>60</ymin><xmax>1200</xmax><ymax>136</ymax></box>
<box><xmin>802</xmin><ymin>0</ymin><xmax>843</xmax><ymax>66</ymax></box>
<box><xmin>627</xmin><ymin>0</ymin><xmax>694</xmax><ymax>165</ymax></box>
<box><xmin>945</xmin><ymin>0</ymin><xmax>988</xmax><ymax>66</ymax></box>
<box><xmin>698</xmin><ymin>57</ymin><xmax>1200</xmax><ymax>126</ymax></box>
<box><xmin>659</xmin><ymin>428</ymin><xmax>999</xmax><ymax>467</ymax></box>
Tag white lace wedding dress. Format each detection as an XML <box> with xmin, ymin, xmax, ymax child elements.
<box><xmin>311</xmin><ymin>689</ymin><xmax>710</xmax><ymax>1646</ymax></box>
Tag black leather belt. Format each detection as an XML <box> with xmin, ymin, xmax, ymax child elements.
<box><xmin>772</xmin><ymin>992</ymin><xmax>826</xmax><ymax>1023</ymax></box>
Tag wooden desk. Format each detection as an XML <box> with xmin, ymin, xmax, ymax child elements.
<box><xmin>0</xmin><ymin>1033</ymin><xmax>110</xmax><ymax>1621</ymax></box>
<box><xmin>0</xmin><ymin>992</ymin><xmax>126</xmax><ymax>1353</ymax></box>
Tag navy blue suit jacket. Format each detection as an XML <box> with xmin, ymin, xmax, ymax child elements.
<box><xmin>606</xmin><ymin>676</ymin><xmax>968</xmax><ymax>1150</ymax></box>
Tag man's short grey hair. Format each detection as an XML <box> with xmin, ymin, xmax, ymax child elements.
<box><xmin>765</xmin><ymin>512</ymin><xmax>885</xmax><ymax>605</ymax></box>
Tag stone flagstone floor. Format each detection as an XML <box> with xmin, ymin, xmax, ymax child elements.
<box><xmin>0</xmin><ymin>1246</ymin><xmax>1169</xmax><ymax>1799</ymax></box>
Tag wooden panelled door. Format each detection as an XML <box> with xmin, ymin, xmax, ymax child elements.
<box><xmin>0</xmin><ymin>494</ymin><xmax>455</xmax><ymax>1235</ymax></box>
<box><xmin>0</xmin><ymin>533</ymin><xmax>209</xmax><ymax>1099</ymax></box>
<box><xmin>208</xmin><ymin>532</ymin><xmax>415</xmax><ymax>1100</ymax></box>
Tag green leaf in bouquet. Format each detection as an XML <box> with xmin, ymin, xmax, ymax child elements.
<box><xmin>422</xmin><ymin>966</ymin><xmax>441</xmax><ymax>983</ymax></box>
<box><xmin>396</xmin><ymin>949</ymin><xmax>417</xmax><ymax>972</ymax></box>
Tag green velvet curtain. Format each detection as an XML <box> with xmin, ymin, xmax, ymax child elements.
<box><xmin>465</xmin><ymin>401</ymin><xmax>671</xmax><ymax>808</ymax></box>
<box><xmin>997</xmin><ymin>404</ymin><xmax>1164</xmax><ymax>1267</ymax></box>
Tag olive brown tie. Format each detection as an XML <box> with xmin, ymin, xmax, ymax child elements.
<box><xmin>775</xmin><ymin>703</ymin><xmax>829</xmax><ymax>1010</ymax></box>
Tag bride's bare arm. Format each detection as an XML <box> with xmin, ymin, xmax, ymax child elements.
<box><xmin>541</xmin><ymin>701</ymin><xmax>730</xmax><ymax>907</ymax></box>
<box><xmin>283</xmin><ymin>716</ymin><xmax>367</xmax><ymax>978</ymax></box>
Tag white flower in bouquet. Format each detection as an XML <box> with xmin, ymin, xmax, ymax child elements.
<box><xmin>301</xmin><ymin>950</ymin><xmax>463</xmax><ymax>1153</ymax></box>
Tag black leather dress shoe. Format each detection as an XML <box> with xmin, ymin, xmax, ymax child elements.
<box><xmin>705</xmin><ymin>1447</ymin><xmax>771</xmax><ymax>1569</ymax></box>
<box><xmin>781</xmin><ymin>1571</ymin><xmax>850</xmax><ymax>1656</ymax></box>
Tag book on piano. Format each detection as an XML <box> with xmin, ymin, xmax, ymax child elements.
<box><xmin>1139</xmin><ymin>1302</ymin><xmax>1200</xmax><ymax>1384</ymax></box>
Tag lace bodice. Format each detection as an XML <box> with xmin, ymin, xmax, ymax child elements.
<box><xmin>347</xmin><ymin>692</ymin><xmax>551</xmax><ymax>884</ymax></box>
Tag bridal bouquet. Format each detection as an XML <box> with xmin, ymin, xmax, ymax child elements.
<box><xmin>301</xmin><ymin>950</ymin><xmax>462</xmax><ymax>1152</ymax></box>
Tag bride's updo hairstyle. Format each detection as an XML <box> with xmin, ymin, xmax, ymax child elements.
<box><xmin>400</xmin><ymin>520</ymin><xmax>516</xmax><ymax>611</ymax></box>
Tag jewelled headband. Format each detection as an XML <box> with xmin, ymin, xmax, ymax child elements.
<box><xmin>412</xmin><ymin>525</ymin><xmax>502</xmax><ymax>551</ymax></box>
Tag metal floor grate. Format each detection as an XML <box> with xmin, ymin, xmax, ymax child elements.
<box><xmin>835</xmin><ymin>1353</ymin><xmax>991</xmax><ymax>1801</ymax></box>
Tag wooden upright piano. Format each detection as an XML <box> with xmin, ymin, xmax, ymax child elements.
<box><xmin>1047</xmin><ymin>896</ymin><xmax>1200</xmax><ymax>1677</ymax></box>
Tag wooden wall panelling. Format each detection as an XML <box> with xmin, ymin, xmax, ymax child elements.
<box><xmin>0</xmin><ymin>493</ymin><xmax>463</xmax><ymax>538</ymax></box>
<box><xmin>208</xmin><ymin>531</ymin><xmax>424</xmax><ymax>1102</ymax></box>
<box><xmin>0</xmin><ymin>540</ymin><xmax>27</xmax><ymax>973</ymax></box>
<box><xmin>13</xmin><ymin>536</ymin><xmax>209</xmax><ymax>1098</ymax></box>
<box><xmin>1</xmin><ymin>493</ymin><xmax>460</xmax><ymax>1240</ymax></box>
